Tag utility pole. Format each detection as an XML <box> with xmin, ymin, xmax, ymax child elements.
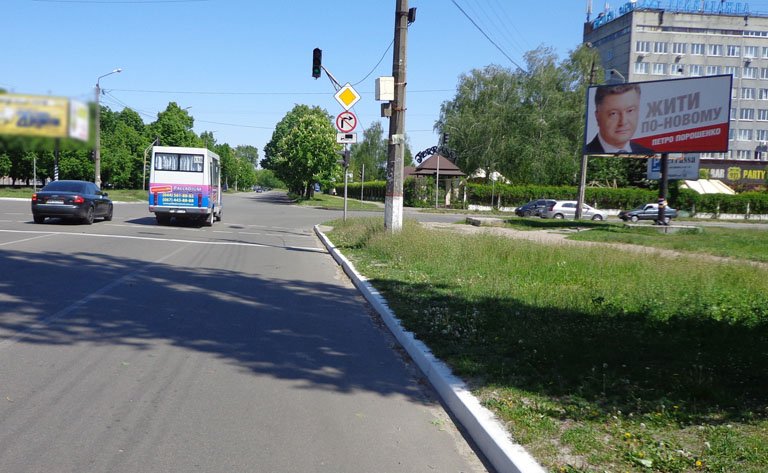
<box><xmin>384</xmin><ymin>0</ymin><xmax>410</xmax><ymax>232</ymax></box>
<box><xmin>657</xmin><ymin>153</ymin><xmax>670</xmax><ymax>225</ymax></box>
<box><xmin>576</xmin><ymin>46</ymin><xmax>597</xmax><ymax>220</ymax></box>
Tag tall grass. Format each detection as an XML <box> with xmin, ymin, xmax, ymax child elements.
<box><xmin>326</xmin><ymin>217</ymin><xmax>768</xmax><ymax>472</ymax></box>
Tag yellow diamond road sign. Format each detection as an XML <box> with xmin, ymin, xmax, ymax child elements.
<box><xmin>334</xmin><ymin>83</ymin><xmax>361</xmax><ymax>111</ymax></box>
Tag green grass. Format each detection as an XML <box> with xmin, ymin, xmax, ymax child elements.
<box><xmin>0</xmin><ymin>186</ymin><xmax>147</xmax><ymax>202</ymax></box>
<box><xmin>296</xmin><ymin>193</ymin><xmax>383</xmax><ymax>211</ymax></box>
<box><xmin>565</xmin><ymin>224</ymin><xmax>768</xmax><ymax>263</ymax></box>
<box><xmin>326</xmin><ymin>217</ymin><xmax>768</xmax><ymax>473</ymax></box>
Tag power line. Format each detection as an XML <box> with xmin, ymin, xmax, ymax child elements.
<box><xmin>110</xmin><ymin>87</ymin><xmax>453</xmax><ymax>95</ymax></box>
<box><xmin>32</xmin><ymin>0</ymin><xmax>209</xmax><ymax>3</ymax></box>
<box><xmin>352</xmin><ymin>39</ymin><xmax>395</xmax><ymax>87</ymax></box>
<box><xmin>450</xmin><ymin>0</ymin><xmax>526</xmax><ymax>71</ymax></box>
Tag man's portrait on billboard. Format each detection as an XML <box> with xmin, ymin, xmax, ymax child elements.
<box><xmin>585</xmin><ymin>83</ymin><xmax>655</xmax><ymax>155</ymax></box>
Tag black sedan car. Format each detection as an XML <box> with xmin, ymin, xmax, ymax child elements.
<box><xmin>618</xmin><ymin>203</ymin><xmax>678</xmax><ymax>224</ymax></box>
<box><xmin>31</xmin><ymin>180</ymin><xmax>113</xmax><ymax>224</ymax></box>
<box><xmin>514</xmin><ymin>199</ymin><xmax>556</xmax><ymax>217</ymax></box>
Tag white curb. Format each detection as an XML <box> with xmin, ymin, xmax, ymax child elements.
<box><xmin>314</xmin><ymin>225</ymin><xmax>546</xmax><ymax>473</ymax></box>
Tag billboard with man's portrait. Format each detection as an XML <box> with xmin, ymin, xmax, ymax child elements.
<box><xmin>584</xmin><ymin>75</ymin><xmax>732</xmax><ymax>156</ymax></box>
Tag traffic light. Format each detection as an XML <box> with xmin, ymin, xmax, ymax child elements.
<box><xmin>312</xmin><ymin>48</ymin><xmax>322</xmax><ymax>79</ymax></box>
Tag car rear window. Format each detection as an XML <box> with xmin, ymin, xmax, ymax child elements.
<box><xmin>43</xmin><ymin>181</ymin><xmax>86</xmax><ymax>193</ymax></box>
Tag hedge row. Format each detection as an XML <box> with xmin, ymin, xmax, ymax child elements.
<box><xmin>334</xmin><ymin>180</ymin><xmax>768</xmax><ymax>214</ymax></box>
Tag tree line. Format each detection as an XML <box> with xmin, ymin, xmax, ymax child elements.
<box><xmin>0</xmin><ymin>100</ymin><xmax>262</xmax><ymax>190</ymax></box>
<box><xmin>3</xmin><ymin>44</ymin><xmax>653</xmax><ymax>194</ymax></box>
<box><xmin>261</xmin><ymin>44</ymin><xmax>649</xmax><ymax>200</ymax></box>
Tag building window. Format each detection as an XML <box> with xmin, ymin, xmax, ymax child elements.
<box><xmin>757</xmin><ymin>129</ymin><xmax>768</xmax><ymax>140</ymax></box>
<box><xmin>723</xmin><ymin>66</ymin><xmax>740</xmax><ymax>78</ymax></box>
<box><xmin>634</xmin><ymin>62</ymin><xmax>649</xmax><ymax>74</ymax></box>
<box><xmin>745</xmin><ymin>45</ymin><xmax>759</xmax><ymax>58</ymax></box>
<box><xmin>729</xmin><ymin>128</ymin><xmax>735</xmax><ymax>140</ymax></box>
<box><xmin>691</xmin><ymin>43</ymin><xmax>705</xmax><ymax>55</ymax></box>
<box><xmin>742</xmin><ymin>88</ymin><xmax>755</xmax><ymax>99</ymax></box>
<box><xmin>732</xmin><ymin>88</ymin><xmax>739</xmax><ymax>99</ymax></box>
<box><xmin>654</xmin><ymin>41</ymin><xmax>668</xmax><ymax>53</ymax></box>
<box><xmin>672</xmin><ymin>65</ymin><xmax>685</xmax><ymax>76</ymax></box>
<box><xmin>727</xmin><ymin>45</ymin><xmax>741</xmax><ymax>57</ymax></box>
<box><xmin>740</xmin><ymin>108</ymin><xmax>755</xmax><ymax>120</ymax></box>
<box><xmin>759</xmin><ymin>88</ymin><xmax>768</xmax><ymax>100</ymax></box>
<box><xmin>706</xmin><ymin>65</ymin><xmax>721</xmax><ymax>75</ymax></box>
<box><xmin>738</xmin><ymin>128</ymin><xmax>753</xmax><ymax>140</ymax></box>
<box><xmin>689</xmin><ymin>64</ymin><xmax>702</xmax><ymax>76</ymax></box>
<box><xmin>636</xmin><ymin>41</ymin><xmax>651</xmax><ymax>53</ymax></box>
<box><xmin>761</xmin><ymin>68</ymin><xmax>768</xmax><ymax>79</ymax></box>
<box><xmin>744</xmin><ymin>66</ymin><xmax>759</xmax><ymax>79</ymax></box>
<box><xmin>758</xmin><ymin>109</ymin><xmax>768</xmax><ymax>121</ymax></box>
<box><xmin>731</xmin><ymin>108</ymin><xmax>738</xmax><ymax>120</ymax></box>
<box><xmin>672</xmin><ymin>42</ymin><xmax>687</xmax><ymax>54</ymax></box>
<box><xmin>763</xmin><ymin>46</ymin><xmax>768</xmax><ymax>58</ymax></box>
<box><xmin>736</xmin><ymin>150</ymin><xmax>753</xmax><ymax>159</ymax></box>
<box><xmin>652</xmin><ymin>63</ymin><xmax>667</xmax><ymax>75</ymax></box>
<box><xmin>707</xmin><ymin>44</ymin><xmax>723</xmax><ymax>56</ymax></box>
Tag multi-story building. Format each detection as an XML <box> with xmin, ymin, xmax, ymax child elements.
<box><xmin>583</xmin><ymin>1</ymin><xmax>768</xmax><ymax>188</ymax></box>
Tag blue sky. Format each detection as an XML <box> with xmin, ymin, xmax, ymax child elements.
<box><xmin>6</xmin><ymin>0</ymin><xmax>764</xmax><ymax>161</ymax></box>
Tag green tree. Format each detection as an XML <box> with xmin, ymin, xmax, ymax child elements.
<box><xmin>235</xmin><ymin>145</ymin><xmax>259</xmax><ymax>167</ymax></box>
<box><xmin>0</xmin><ymin>153</ymin><xmax>11</xmax><ymax>178</ymax></box>
<box><xmin>101</xmin><ymin>107</ymin><xmax>147</xmax><ymax>188</ymax></box>
<box><xmin>148</xmin><ymin>103</ymin><xmax>200</xmax><ymax>148</ymax></box>
<box><xmin>261</xmin><ymin>104</ymin><xmax>339</xmax><ymax>198</ymax></box>
<box><xmin>350</xmin><ymin>121</ymin><xmax>387</xmax><ymax>181</ymax></box>
<box><xmin>435</xmin><ymin>45</ymin><xmax>619</xmax><ymax>186</ymax></box>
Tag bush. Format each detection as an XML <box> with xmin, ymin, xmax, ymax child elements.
<box><xmin>335</xmin><ymin>179</ymin><xmax>768</xmax><ymax>214</ymax></box>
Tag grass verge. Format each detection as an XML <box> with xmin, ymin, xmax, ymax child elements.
<box><xmin>326</xmin><ymin>217</ymin><xmax>768</xmax><ymax>473</ymax></box>
<box><xmin>296</xmin><ymin>193</ymin><xmax>383</xmax><ymax>211</ymax></box>
<box><xmin>0</xmin><ymin>187</ymin><xmax>147</xmax><ymax>202</ymax></box>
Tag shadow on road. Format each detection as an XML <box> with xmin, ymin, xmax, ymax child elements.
<box><xmin>0</xmin><ymin>248</ymin><xmax>425</xmax><ymax>401</ymax></box>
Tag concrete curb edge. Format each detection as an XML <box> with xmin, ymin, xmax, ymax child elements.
<box><xmin>314</xmin><ymin>225</ymin><xmax>545</xmax><ymax>473</ymax></box>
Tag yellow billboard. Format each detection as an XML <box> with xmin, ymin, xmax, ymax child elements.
<box><xmin>0</xmin><ymin>93</ymin><xmax>70</xmax><ymax>139</ymax></box>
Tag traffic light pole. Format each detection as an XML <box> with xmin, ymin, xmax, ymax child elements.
<box><xmin>385</xmin><ymin>0</ymin><xmax>409</xmax><ymax>233</ymax></box>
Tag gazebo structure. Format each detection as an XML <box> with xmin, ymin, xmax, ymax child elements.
<box><xmin>412</xmin><ymin>153</ymin><xmax>466</xmax><ymax>207</ymax></box>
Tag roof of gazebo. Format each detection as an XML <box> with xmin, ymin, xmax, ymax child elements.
<box><xmin>413</xmin><ymin>154</ymin><xmax>465</xmax><ymax>177</ymax></box>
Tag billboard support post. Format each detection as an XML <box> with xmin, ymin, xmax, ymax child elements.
<box><xmin>657</xmin><ymin>153</ymin><xmax>669</xmax><ymax>224</ymax></box>
<box><xmin>54</xmin><ymin>138</ymin><xmax>60</xmax><ymax>182</ymax></box>
<box><xmin>576</xmin><ymin>50</ymin><xmax>598</xmax><ymax>220</ymax></box>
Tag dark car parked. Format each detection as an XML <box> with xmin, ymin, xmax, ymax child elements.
<box><xmin>514</xmin><ymin>199</ymin><xmax>556</xmax><ymax>217</ymax></box>
<box><xmin>618</xmin><ymin>203</ymin><xmax>678</xmax><ymax>224</ymax></box>
<box><xmin>31</xmin><ymin>180</ymin><xmax>113</xmax><ymax>225</ymax></box>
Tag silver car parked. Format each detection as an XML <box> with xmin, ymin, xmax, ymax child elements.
<box><xmin>542</xmin><ymin>200</ymin><xmax>607</xmax><ymax>220</ymax></box>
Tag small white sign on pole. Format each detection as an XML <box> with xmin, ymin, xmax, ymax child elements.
<box><xmin>336</xmin><ymin>132</ymin><xmax>357</xmax><ymax>144</ymax></box>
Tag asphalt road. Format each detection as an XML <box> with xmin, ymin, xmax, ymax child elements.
<box><xmin>0</xmin><ymin>192</ymin><xmax>486</xmax><ymax>473</ymax></box>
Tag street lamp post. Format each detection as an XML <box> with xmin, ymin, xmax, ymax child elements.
<box><xmin>94</xmin><ymin>68</ymin><xmax>122</xmax><ymax>188</ymax></box>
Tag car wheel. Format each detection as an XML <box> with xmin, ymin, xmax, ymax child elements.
<box><xmin>523</xmin><ymin>210</ymin><xmax>532</xmax><ymax>217</ymax></box>
<box><xmin>204</xmin><ymin>212</ymin><xmax>214</xmax><ymax>227</ymax></box>
<box><xmin>215</xmin><ymin>210</ymin><xmax>222</xmax><ymax>222</ymax></box>
<box><xmin>591</xmin><ymin>214</ymin><xmax>603</xmax><ymax>221</ymax></box>
<box><xmin>83</xmin><ymin>206</ymin><xmax>95</xmax><ymax>225</ymax></box>
<box><xmin>103</xmin><ymin>204</ymin><xmax>113</xmax><ymax>221</ymax></box>
<box><xmin>33</xmin><ymin>215</ymin><xmax>45</xmax><ymax>224</ymax></box>
<box><xmin>554</xmin><ymin>213</ymin><xmax>564</xmax><ymax>219</ymax></box>
<box><xmin>156</xmin><ymin>214</ymin><xmax>170</xmax><ymax>225</ymax></box>
<box><xmin>630</xmin><ymin>215</ymin><xmax>639</xmax><ymax>223</ymax></box>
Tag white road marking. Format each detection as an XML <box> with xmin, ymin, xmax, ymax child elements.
<box><xmin>0</xmin><ymin>229</ymin><xmax>325</xmax><ymax>253</ymax></box>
